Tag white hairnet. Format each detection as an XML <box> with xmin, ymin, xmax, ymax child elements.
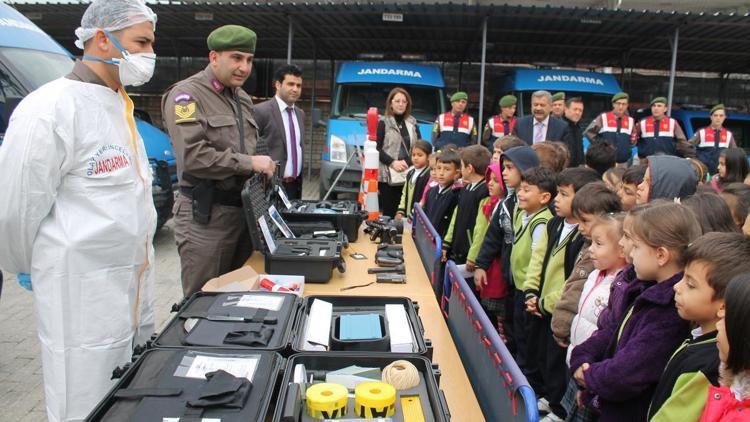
<box><xmin>74</xmin><ymin>0</ymin><xmax>157</xmax><ymax>49</ymax></box>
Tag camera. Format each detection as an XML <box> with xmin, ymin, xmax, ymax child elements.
<box><xmin>363</xmin><ymin>216</ymin><xmax>403</xmax><ymax>244</ymax></box>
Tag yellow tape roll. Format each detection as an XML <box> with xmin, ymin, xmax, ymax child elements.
<box><xmin>306</xmin><ymin>382</ymin><xmax>348</xmax><ymax>420</ymax></box>
<box><xmin>354</xmin><ymin>381</ymin><xmax>396</xmax><ymax>418</ymax></box>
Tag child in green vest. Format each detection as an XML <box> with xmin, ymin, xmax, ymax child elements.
<box><xmin>523</xmin><ymin>167</ymin><xmax>602</xmax><ymax>421</ymax></box>
<box><xmin>509</xmin><ymin>165</ymin><xmax>555</xmax><ymax>395</ymax></box>
<box><xmin>442</xmin><ymin>145</ymin><xmax>491</xmax><ymax>264</ymax></box>
<box><xmin>395</xmin><ymin>140</ymin><xmax>433</xmax><ymax>221</ymax></box>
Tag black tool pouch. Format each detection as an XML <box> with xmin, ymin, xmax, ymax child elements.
<box><xmin>192</xmin><ymin>180</ymin><xmax>215</xmax><ymax>225</ymax></box>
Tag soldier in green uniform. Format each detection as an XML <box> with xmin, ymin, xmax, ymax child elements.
<box><xmin>162</xmin><ymin>25</ymin><xmax>275</xmax><ymax>296</ymax></box>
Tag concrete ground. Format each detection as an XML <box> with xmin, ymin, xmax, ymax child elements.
<box><xmin>0</xmin><ymin>174</ymin><xmax>324</xmax><ymax>421</ymax></box>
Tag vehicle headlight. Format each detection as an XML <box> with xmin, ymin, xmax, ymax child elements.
<box><xmin>330</xmin><ymin>135</ymin><xmax>347</xmax><ymax>164</ymax></box>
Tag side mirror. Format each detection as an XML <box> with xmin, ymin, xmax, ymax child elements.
<box><xmin>312</xmin><ymin>108</ymin><xmax>327</xmax><ymax>128</ymax></box>
<box><xmin>133</xmin><ymin>108</ymin><xmax>153</xmax><ymax>124</ymax></box>
<box><xmin>2</xmin><ymin>96</ymin><xmax>22</xmax><ymax>128</ymax></box>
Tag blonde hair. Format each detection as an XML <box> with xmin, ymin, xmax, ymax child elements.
<box><xmin>591</xmin><ymin>212</ymin><xmax>625</xmax><ymax>241</ymax></box>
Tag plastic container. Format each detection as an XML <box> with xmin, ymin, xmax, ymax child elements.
<box><xmin>86</xmin><ymin>348</ymin><xmax>284</xmax><ymax>422</ymax></box>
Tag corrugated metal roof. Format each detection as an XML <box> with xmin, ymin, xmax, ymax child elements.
<box><xmin>8</xmin><ymin>2</ymin><xmax>750</xmax><ymax>73</ymax></box>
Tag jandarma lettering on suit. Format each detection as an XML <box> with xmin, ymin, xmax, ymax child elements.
<box><xmin>357</xmin><ymin>68</ymin><xmax>423</xmax><ymax>78</ymax></box>
<box><xmin>537</xmin><ymin>75</ymin><xmax>605</xmax><ymax>85</ymax></box>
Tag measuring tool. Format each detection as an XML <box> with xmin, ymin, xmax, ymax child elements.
<box><xmin>400</xmin><ymin>395</ymin><xmax>426</xmax><ymax>422</ymax></box>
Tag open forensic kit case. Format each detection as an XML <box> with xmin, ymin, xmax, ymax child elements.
<box><xmin>153</xmin><ymin>291</ymin><xmax>300</xmax><ymax>352</ymax></box>
<box><xmin>242</xmin><ymin>174</ymin><xmax>346</xmax><ymax>282</ymax></box>
<box><xmin>292</xmin><ymin>295</ymin><xmax>432</xmax><ymax>358</ymax></box>
<box><xmin>272</xmin><ymin>353</ymin><xmax>451</xmax><ymax>421</ymax></box>
<box><xmin>86</xmin><ymin>347</ymin><xmax>284</xmax><ymax>422</ymax></box>
<box><xmin>280</xmin><ymin>198</ymin><xmax>365</xmax><ymax>242</ymax></box>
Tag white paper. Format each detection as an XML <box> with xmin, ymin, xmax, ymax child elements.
<box><xmin>183</xmin><ymin>355</ymin><xmax>258</xmax><ymax>381</ymax></box>
<box><xmin>455</xmin><ymin>264</ymin><xmax>474</xmax><ymax>279</ymax></box>
<box><xmin>163</xmin><ymin>419</ymin><xmax>220</xmax><ymax>422</ymax></box>
<box><xmin>277</xmin><ymin>185</ymin><xmax>293</xmax><ymax>210</ymax></box>
<box><xmin>269</xmin><ymin>204</ymin><xmax>295</xmax><ymax>238</ymax></box>
<box><xmin>258</xmin><ymin>216</ymin><xmax>277</xmax><ymax>253</ymax></box>
<box><xmin>303</xmin><ymin>299</ymin><xmax>332</xmax><ymax>351</ymax></box>
<box><xmin>386</xmin><ymin>304</ymin><xmax>415</xmax><ymax>353</ymax></box>
<box><xmin>236</xmin><ymin>294</ymin><xmax>284</xmax><ymax>311</ymax></box>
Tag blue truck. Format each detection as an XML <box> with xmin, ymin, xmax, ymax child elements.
<box><xmin>0</xmin><ymin>3</ymin><xmax>176</xmax><ymax>230</ymax></box>
<box><xmin>494</xmin><ymin>68</ymin><xmax>623</xmax><ymax>124</ymax></box>
<box><xmin>319</xmin><ymin>62</ymin><xmax>446</xmax><ymax>198</ymax></box>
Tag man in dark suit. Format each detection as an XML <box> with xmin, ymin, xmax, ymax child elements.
<box><xmin>562</xmin><ymin>97</ymin><xmax>585</xmax><ymax>167</ymax></box>
<box><xmin>254</xmin><ymin>64</ymin><xmax>305</xmax><ymax>199</ymax></box>
<box><xmin>512</xmin><ymin>90</ymin><xmax>572</xmax><ymax>148</ymax></box>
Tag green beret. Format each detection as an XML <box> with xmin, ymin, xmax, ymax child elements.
<box><xmin>207</xmin><ymin>25</ymin><xmax>257</xmax><ymax>53</ymax></box>
<box><xmin>499</xmin><ymin>95</ymin><xmax>517</xmax><ymax>108</ymax></box>
<box><xmin>551</xmin><ymin>92</ymin><xmax>565</xmax><ymax>102</ymax></box>
<box><xmin>611</xmin><ymin>92</ymin><xmax>629</xmax><ymax>103</ymax></box>
<box><xmin>711</xmin><ymin>104</ymin><xmax>725</xmax><ymax>115</ymax></box>
<box><xmin>650</xmin><ymin>96</ymin><xmax>668</xmax><ymax>106</ymax></box>
<box><xmin>450</xmin><ymin>91</ymin><xmax>468</xmax><ymax>102</ymax></box>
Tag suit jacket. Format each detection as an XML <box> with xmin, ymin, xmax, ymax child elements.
<box><xmin>512</xmin><ymin>114</ymin><xmax>571</xmax><ymax>147</ymax></box>
<box><xmin>253</xmin><ymin>96</ymin><xmax>305</xmax><ymax>177</ymax></box>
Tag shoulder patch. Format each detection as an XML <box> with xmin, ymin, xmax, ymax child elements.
<box><xmin>174</xmin><ymin>92</ymin><xmax>192</xmax><ymax>103</ymax></box>
<box><xmin>175</xmin><ymin>101</ymin><xmax>197</xmax><ymax>124</ymax></box>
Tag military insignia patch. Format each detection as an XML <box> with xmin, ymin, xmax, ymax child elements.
<box><xmin>175</xmin><ymin>102</ymin><xmax>197</xmax><ymax>124</ymax></box>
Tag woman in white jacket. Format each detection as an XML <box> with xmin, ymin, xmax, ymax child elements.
<box><xmin>564</xmin><ymin>212</ymin><xmax>628</xmax><ymax>421</ymax></box>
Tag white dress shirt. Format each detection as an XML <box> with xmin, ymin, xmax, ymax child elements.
<box><xmin>275</xmin><ymin>95</ymin><xmax>302</xmax><ymax>178</ymax></box>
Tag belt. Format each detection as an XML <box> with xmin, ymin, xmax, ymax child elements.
<box><xmin>180</xmin><ymin>186</ymin><xmax>243</xmax><ymax>207</ymax></box>
<box><xmin>282</xmin><ymin>177</ymin><xmax>299</xmax><ymax>183</ymax></box>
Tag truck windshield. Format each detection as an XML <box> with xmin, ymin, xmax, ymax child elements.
<box><xmin>0</xmin><ymin>47</ymin><xmax>73</xmax><ymax>91</ymax></box>
<box><xmin>334</xmin><ymin>83</ymin><xmax>443</xmax><ymax>123</ymax></box>
<box><xmin>691</xmin><ymin>117</ymin><xmax>750</xmax><ymax>153</ymax></box>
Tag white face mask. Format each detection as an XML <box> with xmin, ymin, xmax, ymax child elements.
<box><xmin>81</xmin><ymin>30</ymin><xmax>156</xmax><ymax>87</ymax></box>
<box><xmin>115</xmin><ymin>51</ymin><xmax>156</xmax><ymax>87</ymax></box>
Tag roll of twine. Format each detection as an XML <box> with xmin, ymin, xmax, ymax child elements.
<box><xmin>381</xmin><ymin>360</ymin><xmax>420</xmax><ymax>390</ymax></box>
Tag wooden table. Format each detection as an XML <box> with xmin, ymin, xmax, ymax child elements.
<box><xmin>245</xmin><ymin>228</ymin><xmax>484</xmax><ymax>422</ymax></box>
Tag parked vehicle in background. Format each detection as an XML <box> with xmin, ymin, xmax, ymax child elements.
<box><xmin>319</xmin><ymin>61</ymin><xmax>446</xmax><ymax>198</ymax></box>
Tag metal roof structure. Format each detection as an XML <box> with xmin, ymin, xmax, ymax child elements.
<box><xmin>8</xmin><ymin>2</ymin><xmax>750</xmax><ymax>74</ymax></box>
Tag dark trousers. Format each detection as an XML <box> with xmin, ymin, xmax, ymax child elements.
<box><xmin>528</xmin><ymin>313</ymin><xmax>570</xmax><ymax>418</ymax></box>
<box><xmin>513</xmin><ymin>289</ymin><xmax>545</xmax><ymax>396</ymax></box>
<box><xmin>173</xmin><ymin>196</ymin><xmax>253</xmax><ymax>297</ymax></box>
<box><xmin>378</xmin><ymin>182</ymin><xmax>402</xmax><ymax>218</ymax></box>
<box><xmin>282</xmin><ymin>177</ymin><xmax>302</xmax><ymax>200</ymax></box>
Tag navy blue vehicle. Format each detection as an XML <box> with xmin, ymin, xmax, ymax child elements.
<box><xmin>0</xmin><ymin>4</ymin><xmax>176</xmax><ymax>230</ymax></box>
<box><xmin>319</xmin><ymin>62</ymin><xmax>445</xmax><ymax>198</ymax></box>
<box><xmin>670</xmin><ymin>108</ymin><xmax>750</xmax><ymax>152</ymax></box>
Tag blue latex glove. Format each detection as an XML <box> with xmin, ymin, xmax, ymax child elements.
<box><xmin>17</xmin><ymin>273</ymin><xmax>32</xmax><ymax>291</ymax></box>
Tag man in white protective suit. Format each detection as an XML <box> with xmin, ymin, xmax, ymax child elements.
<box><xmin>0</xmin><ymin>1</ymin><xmax>158</xmax><ymax>420</ymax></box>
